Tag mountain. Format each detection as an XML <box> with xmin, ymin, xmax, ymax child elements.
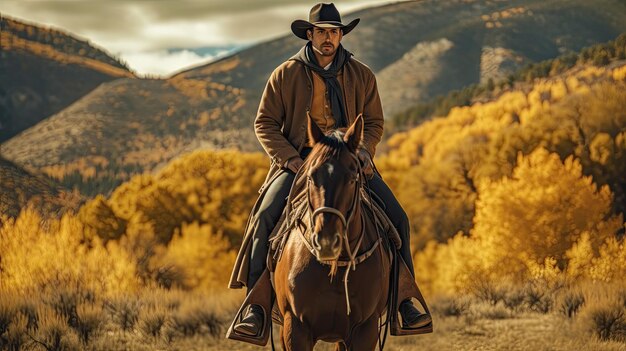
<box><xmin>0</xmin><ymin>14</ymin><xmax>135</xmax><ymax>142</ymax></box>
<box><xmin>174</xmin><ymin>0</ymin><xmax>626</xmax><ymax>115</ymax></box>
<box><xmin>2</xmin><ymin>0</ymin><xmax>626</xmax><ymax>197</ymax></box>
<box><xmin>388</xmin><ymin>32</ymin><xmax>626</xmax><ymax>133</ymax></box>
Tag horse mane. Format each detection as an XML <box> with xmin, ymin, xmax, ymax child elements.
<box><xmin>289</xmin><ymin>129</ymin><xmax>350</xmax><ymax>223</ymax></box>
<box><xmin>303</xmin><ymin>129</ymin><xmax>348</xmax><ymax>169</ymax></box>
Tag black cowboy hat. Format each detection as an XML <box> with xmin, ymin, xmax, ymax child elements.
<box><xmin>291</xmin><ymin>3</ymin><xmax>360</xmax><ymax>40</ymax></box>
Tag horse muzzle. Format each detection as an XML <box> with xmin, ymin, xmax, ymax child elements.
<box><xmin>311</xmin><ymin>232</ymin><xmax>342</xmax><ymax>261</ymax></box>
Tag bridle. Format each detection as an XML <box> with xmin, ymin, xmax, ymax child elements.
<box><xmin>306</xmin><ymin>152</ymin><xmax>363</xmax><ymax>263</ymax></box>
<box><xmin>303</xmin><ymin>151</ymin><xmax>368</xmax><ymax>315</ymax></box>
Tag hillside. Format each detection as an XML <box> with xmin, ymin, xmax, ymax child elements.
<box><xmin>0</xmin><ymin>14</ymin><xmax>135</xmax><ymax>142</ymax></box>
<box><xmin>389</xmin><ymin>33</ymin><xmax>626</xmax><ymax>132</ymax></box>
<box><xmin>175</xmin><ymin>0</ymin><xmax>626</xmax><ymax>116</ymax></box>
<box><xmin>2</xmin><ymin>0</ymin><xmax>626</xmax><ymax>197</ymax></box>
<box><xmin>0</xmin><ymin>76</ymin><xmax>254</xmax><ymax>197</ymax></box>
<box><xmin>378</xmin><ymin>60</ymin><xmax>626</xmax><ymax>250</ymax></box>
<box><xmin>0</xmin><ymin>156</ymin><xmax>83</xmax><ymax>223</ymax></box>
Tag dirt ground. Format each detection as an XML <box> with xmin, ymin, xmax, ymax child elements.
<box><xmin>204</xmin><ymin>312</ymin><xmax>626</xmax><ymax>351</ymax></box>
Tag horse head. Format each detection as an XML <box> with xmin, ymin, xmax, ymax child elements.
<box><xmin>302</xmin><ymin>115</ymin><xmax>364</xmax><ymax>263</ymax></box>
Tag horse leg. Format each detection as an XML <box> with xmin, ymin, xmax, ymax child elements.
<box><xmin>346</xmin><ymin>316</ymin><xmax>379</xmax><ymax>351</ymax></box>
<box><xmin>282</xmin><ymin>311</ymin><xmax>314</xmax><ymax>351</ymax></box>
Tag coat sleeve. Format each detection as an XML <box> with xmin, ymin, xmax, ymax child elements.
<box><xmin>360</xmin><ymin>72</ymin><xmax>384</xmax><ymax>158</ymax></box>
<box><xmin>254</xmin><ymin>67</ymin><xmax>300</xmax><ymax>166</ymax></box>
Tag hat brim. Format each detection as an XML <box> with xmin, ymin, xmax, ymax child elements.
<box><xmin>291</xmin><ymin>18</ymin><xmax>360</xmax><ymax>40</ymax></box>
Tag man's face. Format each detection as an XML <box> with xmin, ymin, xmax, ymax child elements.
<box><xmin>307</xmin><ymin>26</ymin><xmax>343</xmax><ymax>57</ymax></box>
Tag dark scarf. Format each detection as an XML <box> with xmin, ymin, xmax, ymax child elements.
<box><xmin>290</xmin><ymin>41</ymin><xmax>353</xmax><ymax>128</ymax></box>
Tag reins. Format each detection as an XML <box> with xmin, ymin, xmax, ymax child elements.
<box><xmin>298</xmin><ymin>151</ymin><xmax>380</xmax><ymax>315</ymax></box>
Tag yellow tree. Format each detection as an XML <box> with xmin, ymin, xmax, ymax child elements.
<box><xmin>472</xmin><ymin>147</ymin><xmax>622</xmax><ymax>280</ymax></box>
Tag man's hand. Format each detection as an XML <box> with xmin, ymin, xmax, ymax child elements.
<box><xmin>357</xmin><ymin>148</ymin><xmax>374</xmax><ymax>178</ymax></box>
<box><xmin>284</xmin><ymin>157</ymin><xmax>304</xmax><ymax>173</ymax></box>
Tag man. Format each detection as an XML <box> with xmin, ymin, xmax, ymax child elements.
<box><xmin>228</xmin><ymin>2</ymin><xmax>431</xmax><ymax>336</ymax></box>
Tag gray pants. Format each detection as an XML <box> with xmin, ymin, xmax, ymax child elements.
<box><xmin>247</xmin><ymin>167</ymin><xmax>415</xmax><ymax>291</ymax></box>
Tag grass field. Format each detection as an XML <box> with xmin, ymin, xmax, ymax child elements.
<box><xmin>52</xmin><ymin>287</ymin><xmax>622</xmax><ymax>351</ymax></box>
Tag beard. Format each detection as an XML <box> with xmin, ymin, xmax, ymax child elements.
<box><xmin>314</xmin><ymin>43</ymin><xmax>336</xmax><ymax>56</ymax></box>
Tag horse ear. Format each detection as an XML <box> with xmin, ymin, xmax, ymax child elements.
<box><xmin>343</xmin><ymin>114</ymin><xmax>363</xmax><ymax>152</ymax></box>
<box><xmin>307</xmin><ymin>111</ymin><xmax>323</xmax><ymax>145</ymax></box>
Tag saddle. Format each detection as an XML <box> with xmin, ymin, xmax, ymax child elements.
<box><xmin>267</xmin><ymin>183</ymin><xmax>403</xmax><ymax>271</ymax></box>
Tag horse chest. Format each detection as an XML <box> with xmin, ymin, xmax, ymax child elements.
<box><xmin>275</xmin><ymin>236</ymin><xmax>387</xmax><ymax>330</ymax></box>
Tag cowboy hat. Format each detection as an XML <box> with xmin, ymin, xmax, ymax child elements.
<box><xmin>291</xmin><ymin>3</ymin><xmax>360</xmax><ymax>40</ymax></box>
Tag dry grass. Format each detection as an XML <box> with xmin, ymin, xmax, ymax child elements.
<box><xmin>2</xmin><ymin>280</ymin><xmax>626</xmax><ymax>350</ymax></box>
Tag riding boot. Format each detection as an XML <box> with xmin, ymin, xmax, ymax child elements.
<box><xmin>233</xmin><ymin>304</ymin><xmax>265</xmax><ymax>336</ymax></box>
<box><xmin>399</xmin><ymin>299</ymin><xmax>432</xmax><ymax>328</ymax></box>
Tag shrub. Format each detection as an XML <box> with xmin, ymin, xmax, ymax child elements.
<box><xmin>0</xmin><ymin>295</ymin><xmax>15</xmax><ymax>337</ymax></box>
<box><xmin>502</xmin><ymin>288</ymin><xmax>526</xmax><ymax>313</ymax></box>
<box><xmin>166</xmin><ymin>297</ymin><xmax>224</xmax><ymax>339</ymax></box>
<box><xmin>46</xmin><ymin>288</ymin><xmax>80</xmax><ymax>327</ymax></box>
<box><xmin>17</xmin><ymin>301</ymin><xmax>38</xmax><ymax>331</ymax></box>
<box><xmin>194</xmin><ymin>309</ymin><xmax>222</xmax><ymax>338</ymax></box>
<box><xmin>4</xmin><ymin>313</ymin><xmax>28</xmax><ymax>351</ymax></box>
<box><xmin>105</xmin><ymin>297</ymin><xmax>140</xmax><ymax>333</ymax></box>
<box><xmin>0</xmin><ymin>293</ymin><xmax>38</xmax><ymax>351</ymax></box>
<box><xmin>559</xmin><ymin>290</ymin><xmax>585</xmax><ymax>318</ymax></box>
<box><xmin>588</xmin><ymin>305</ymin><xmax>626</xmax><ymax>342</ymax></box>
<box><xmin>74</xmin><ymin>304</ymin><xmax>104</xmax><ymax>345</ymax></box>
<box><xmin>170</xmin><ymin>310</ymin><xmax>200</xmax><ymax>337</ymax></box>
<box><xmin>139</xmin><ymin>308</ymin><xmax>167</xmax><ymax>340</ymax></box>
<box><xmin>526</xmin><ymin>285</ymin><xmax>553</xmax><ymax>314</ymax></box>
<box><xmin>471</xmin><ymin>280</ymin><xmax>505</xmax><ymax>306</ymax></box>
<box><xmin>29</xmin><ymin>308</ymin><xmax>81</xmax><ymax>351</ymax></box>
<box><xmin>434</xmin><ymin>296</ymin><xmax>471</xmax><ymax>317</ymax></box>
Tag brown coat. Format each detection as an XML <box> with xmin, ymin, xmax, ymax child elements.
<box><xmin>228</xmin><ymin>55</ymin><xmax>384</xmax><ymax>289</ymax></box>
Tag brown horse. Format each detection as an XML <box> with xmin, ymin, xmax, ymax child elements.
<box><xmin>274</xmin><ymin>115</ymin><xmax>391</xmax><ymax>350</ymax></box>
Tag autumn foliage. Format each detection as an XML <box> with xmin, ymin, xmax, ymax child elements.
<box><xmin>0</xmin><ymin>149</ymin><xmax>267</xmax><ymax>348</ymax></box>
<box><xmin>1</xmin><ymin>150</ymin><xmax>266</xmax><ymax>295</ymax></box>
<box><xmin>1</xmin><ymin>53</ymin><xmax>626</xmax><ymax>348</ymax></box>
<box><xmin>377</xmin><ymin>63</ymin><xmax>626</xmax><ymax>296</ymax></box>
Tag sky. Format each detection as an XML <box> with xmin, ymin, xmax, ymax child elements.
<box><xmin>0</xmin><ymin>0</ymin><xmax>397</xmax><ymax>77</ymax></box>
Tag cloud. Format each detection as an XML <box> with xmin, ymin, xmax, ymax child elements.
<box><xmin>120</xmin><ymin>48</ymin><xmax>236</xmax><ymax>77</ymax></box>
<box><xmin>0</xmin><ymin>0</ymin><xmax>396</xmax><ymax>76</ymax></box>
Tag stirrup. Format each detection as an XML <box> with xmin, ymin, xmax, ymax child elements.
<box><xmin>226</xmin><ymin>269</ymin><xmax>273</xmax><ymax>346</ymax></box>
<box><xmin>390</xmin><ymin>257</ymin><xmax>433</xmax><ymax>336</ymax></box>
